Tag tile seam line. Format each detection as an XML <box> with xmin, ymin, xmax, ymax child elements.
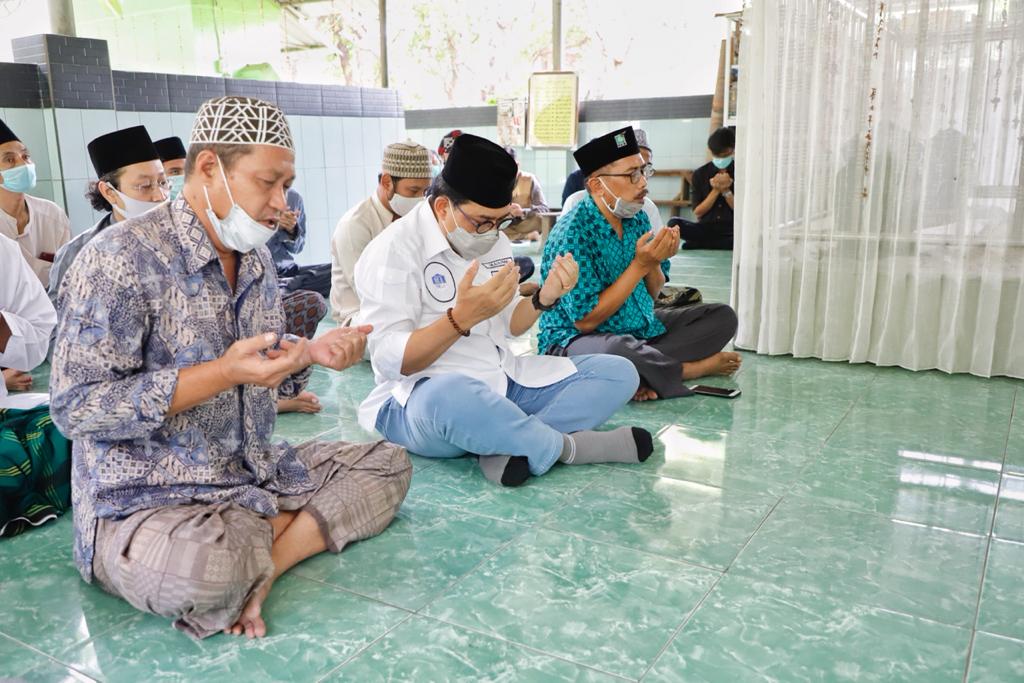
<box><xmin>962</xmin><ymin>386</ymin><xmax>1018</xmax><ymax>683</ymax></box>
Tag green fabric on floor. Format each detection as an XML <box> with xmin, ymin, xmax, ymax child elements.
<box><xmin>0</xmin><ymin>405</ymin><xmax>72</xmax><ymax>537</ymax></box>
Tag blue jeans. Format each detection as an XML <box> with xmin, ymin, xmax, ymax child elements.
<box><xmin>374</xmin><ymin>354</ymin><xmax>639</xmax><ymax>476</ymax></box>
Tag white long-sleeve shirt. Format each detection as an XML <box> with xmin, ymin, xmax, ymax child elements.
<box><xmin>0</xmin><ymin>233</ymin><xmax>57</xmax><ymax>408</ymax></box>
<box><xmin>353</xmin><ymin>200</ymin><xmax>576</xmax><ymax>433</ymax></box>
<box><xmin>0</xmin><ymin>193</ymin><xmax>72</xmax><ymax>287</ymax></box>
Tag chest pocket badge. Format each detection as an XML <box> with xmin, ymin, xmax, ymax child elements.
<box><xmin>423</xmin><ymin>262</ymin><xmax>457</xmax><ymax>303</ymax></box>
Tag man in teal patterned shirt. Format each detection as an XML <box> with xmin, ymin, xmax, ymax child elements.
<box><xmin>540</xmin><ymin>127</ymin><xmax>741</xmax><ymax>401</ymax></box>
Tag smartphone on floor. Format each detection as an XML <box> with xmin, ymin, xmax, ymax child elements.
<box><xmin>691</xmin><ymin>385</ymin><xmax>741</xmax><ymax>399</ymax></box>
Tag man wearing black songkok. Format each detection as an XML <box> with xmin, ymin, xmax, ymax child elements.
<box><xmin>355</xmin><ymin>133</ymin><xmax>655</xmax><ymax>487</ymax></box>
<box><xmin>539</xmin><ymin>127</ymin><xmax>741</xmax><ymax>402</ymax></box>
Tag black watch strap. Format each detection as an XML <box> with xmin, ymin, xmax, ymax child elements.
<box><xmin>531</xmin><ymin>289</ymin><xmax>558</xmax><ymax>312</ymax></box>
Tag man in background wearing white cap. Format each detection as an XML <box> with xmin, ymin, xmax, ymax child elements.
<box><xmin>51</xmin><ymin>96</ymin><xmax>411</xmax><ymax>640</ymax></box>
<box><xmin>330</xmin><ymin>141</ymin><xmax>433</xmax><ymax>325</ymax></box>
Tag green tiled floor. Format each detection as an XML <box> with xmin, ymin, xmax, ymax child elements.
<box><xmin>6</xmin><ymin>249</ymin><xmax>1024</xmax><ymax>681</ymax></box>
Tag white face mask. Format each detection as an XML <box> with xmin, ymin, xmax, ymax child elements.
<box><xmin>110</xmin><ymin>186</ymin><xmax>166</xmax><ymax>220</ymax></box>
<box><xmin>202</xmin><ymin>156</ymin><xmax>277</xmax><ymax>253</ymax></box>
<box><xmin>598</xmin><ymin>178</ymin><xmax>644</xmax><ymax>219</ymax></box>
<box><xmin>389</xmin><ymin>190</ymin><xmax>423</xmax><ymax>217</ymax></box>
<box><xmin>445</xmin><ymin>203</ymin><xmax>499</xmax><ymax>259</ymax></box>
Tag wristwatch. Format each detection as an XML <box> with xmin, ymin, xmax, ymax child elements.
<box><xmin>723</xmin><ymin>190</ymin><xmax>733</xmax><ymax>198</ymax></box>
<box><xmin>531</xmin><ymin>289</ymin><xmax>558</xmax><ymax>312</ymax></box>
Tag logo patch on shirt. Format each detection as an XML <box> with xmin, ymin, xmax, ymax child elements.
<box><xmin>481</xmin><ymin>256</ymin><xmax>513</xmax><ymax>275</ymax></box>
<box><xmin>423</xmin><ymin>261</ymin><xmax>456</xmax><ymax>303</ymax></box>
<box><xmin>614</xmin><ymin>133</ymin><xmax>627</xmax><ymax>148</ymax></box>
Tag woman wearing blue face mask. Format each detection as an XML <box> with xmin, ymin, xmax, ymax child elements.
<box><xmin>0</xmin><ymin>118</ymin><xmax>72</xmax><ymax>288</ymax></box>
<box><xmin>666</xmin><ymin>126</ymin><xmax>737</xmax><ymax>251</ymax></box>
<box><xmin>47</xmin><ymin>125</ymin><xmax>168</xmax><ymax>311</ymax></box>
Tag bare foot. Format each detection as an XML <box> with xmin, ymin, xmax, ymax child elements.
<box><xmin>683</xmin><ymin>352</ymin><xmax>743</xmax><ymax>380</ymax></box>
<box><xmin>632</xmin><ymin>386</ymin><xmax>659</xmax><ymax>401</ymax></box>
<box><xmin>224</xmin><ymin>580</ymin><xmax>272</xmax><ymax>639</ymax></box>
<box><xmin>277</xmin><ymin>391</ymin><xmax>322</xmax><ymax>414</ymax></box>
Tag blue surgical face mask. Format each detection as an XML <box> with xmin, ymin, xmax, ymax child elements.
<box><xmin>712</xmin><ymin>155</ymin><xmax>734</xmax><ymax>170</ymax></box>
<box><xmin>167</xmin><ymin>174</ymin><xmax>185</xmax><ymax>201</ymax></box>
<box><xmin>0</xmin><ymin>162</ymin><xmax>37</xmax><ymax>193</ymax></box>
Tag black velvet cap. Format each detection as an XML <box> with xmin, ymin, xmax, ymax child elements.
<box><xmin>154</xmin><ymin>136</ymin><xmax>187</xmax><ymax>162</ymax></box>
<box><xmin>573</xmin><ymin>126</ymin><xmax>640</xmax><ymax>176</ymax></box>
<box><xmin>441</xmin><ymin>133</ymin><xmax>517</xmax><ymax>208</ymax></box>
<box><xmin>0</xmin><ymin>119</ymin><xmax>18</xmax><ymax>145</ymax></box>
<box><xmin>87</xmin><ymin>125</ymin><xmax>159</xmax><ymax>177</ymax></box>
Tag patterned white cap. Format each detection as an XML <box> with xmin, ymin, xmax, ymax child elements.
<box><xmin>381</xmin><ymin>140</ymin><xmax>431</xmax><ymax>178</ymax></box>
<box><xmin>189</xmin><ymin>96</ymin><xmax>294</xmax><ymax>151</ymax></box>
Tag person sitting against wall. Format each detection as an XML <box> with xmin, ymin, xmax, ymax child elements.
<box><xmin>540</xmin><ymin>127</ymin><xmax>741</xmax><ymax>402</ymax></box>
<box><xmin>50</xmin><ymin>96</ymin><xmax>411</xmax><ymax>640</ymax></box>
<box><xmin>355</xmin><ymin>133</ymin><xmax>652</xmax><ymax>488</ymax></box>
<box><xmin>330</xmin><ymin>141</ymin><xmax>434</xmax><ymax>326</ymax></box>
<box><xmin>268</xmin><ymin>187</ymin><xmax>332</xmax><ymax>303</ymax></box>
<box><xmin>669</xmin><ymin>126</ymin><xmax>736</xmax><ymax>250</ymax></box>
<box><xmin>0</xmin><ymin>118</ymin><xmax>71</xmax><ymax>289</ymax></box>
<box><xmin>0</xmin><ymin>232</ymin><xmax>70</xmax><ymax>538</ymax></box>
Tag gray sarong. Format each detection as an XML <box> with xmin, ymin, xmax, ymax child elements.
<box><xmin>91</xmin><ymin>439</ymin><xmax>411</xmax><ymax>639</ymax></box>
<box><xmin>554</xmin><ymin>303</ymin><xmax>738</xmax><ymax>398</ymax></box>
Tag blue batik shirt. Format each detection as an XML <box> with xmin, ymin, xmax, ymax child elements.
<box><xmin>50</xmin><ymin>197</ymin><xmax>313</xmax><ymax>582</ymax></box>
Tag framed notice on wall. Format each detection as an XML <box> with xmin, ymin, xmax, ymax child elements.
<box><xmin>496</xmin><ymin>98</ymin><xmax>527</xmax><ymax>147</ymax></box>
<box><xmin>527</xmin><ymin>71</ymin><xmax>579</xmax><ymax>149</ymax></box>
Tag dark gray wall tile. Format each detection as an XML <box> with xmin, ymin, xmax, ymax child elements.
<box><xmin>321</xmin><ymin>84</ymin><xmax>362</xmax><ymax>116</ymax></box>
<box><xmin>112</xmin><ymin>70</ymin><xmax>170</xmax><ymax>112</ymax></box>
<box><xmin>166</xmin><ymin>74</ymin><xmax>227</xmax><ymax>113</ymax></box>
<box><xmin>0</xmin><ymin>62</ymin><xmax>44</xmax><ymax>108</ymax></box>
<box><xmin>276</xmin><ymin>82</ymin><xmax>323</xmax><ymax>116</ymax></box>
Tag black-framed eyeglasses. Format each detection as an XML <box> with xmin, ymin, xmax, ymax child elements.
<box><xmin>453</xmin><ymin>203</ymin><xmax>515</xmax><ymax>234</ymax></box>
<box><xmin>596</xmin><ymin>164</ymin><xmax>655</xmax><ymax>184</ymax></box>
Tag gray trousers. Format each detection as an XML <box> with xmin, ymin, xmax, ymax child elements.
<box><xmin>558</xmin><ymin>304</ymin><xmax>738</xmax><ymax>398</ymax></box>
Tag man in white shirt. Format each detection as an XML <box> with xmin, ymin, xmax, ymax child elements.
<box><xmin>0</xmin><ymin>119</ymin><xmax>71</xmax><ymax>287</ymax></box>
<box><xmin>355</xmin><ymin>134</ymin><xmax>652</xmax><ymax>487</ymax></box>
<box><xmin>0</xmin><ymin>233</ymin><xmax>70</xmax><ymax>536</ymax></box>
<box><xmin>330</xmin><ymin>141</ymin><xmax>432</xmax><ymax>325</ymax></box>
<box><xmin>0</xmin><ymin>233</ymin><xmax>55</xmax><ymax>407</ymax></box>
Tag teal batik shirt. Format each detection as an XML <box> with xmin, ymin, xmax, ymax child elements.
<box><xmin>538</xmin><ymin>193</ymin><xmax>666</xmax><ymax>352</ymax></box>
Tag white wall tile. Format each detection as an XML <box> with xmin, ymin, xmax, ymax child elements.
<box><xmin>115</xmin><ymin>111</ymin><xmax>142</xmax><ymax>129</ymax></box>
<box><xmin>324</xmin><ymin>166</ymin><xmax>349</xmax><ymax>223</ymax></box>
<box><xmin>54</xmin><ymin>109</ymin><xmax>89</xmax><ymax>179</ymax></box>
<box><xmin>322</xmin><ymin>117</ymin><xmax>345</xmax><ymax>168</ymax></box>
<box><xmin>341</xmin><ymin>118</ymin><xmax>364</xmax><ymax>168</ymax></box>
<box><xmin>79</xmin><ymin>109</ymin><xmax>118</xmax><ymax>149</ymax></box>
<box><xmin>170</xmin><ymin>112</ymin><xmax>196</xmax><ymax>142</ymax></box>
<box><xmin>137</xmin><ymin>111</ymin><xmax>175</xmax><ymax>141</ymax></box>
<box><xmin>299</xmin><ymin>115</ymin><xmax>325</xmax><ymax>171</ymax></box>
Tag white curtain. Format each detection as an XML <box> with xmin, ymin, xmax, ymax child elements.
<box><xmin>733</xmin><ymin>0</ymin><xmax>1024</xmax><ymax>378</ymax></box>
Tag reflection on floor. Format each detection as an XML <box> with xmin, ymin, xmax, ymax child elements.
<box><xmin>3</xmin><ymin>249</ymin><xmax>1023</xmax><ymax>682</ymax></box>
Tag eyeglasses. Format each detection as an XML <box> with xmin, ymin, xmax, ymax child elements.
<box><xmin>125</xmin><ymin>179</ymin><xmax>171</xmax><ymax>194</ymax></box>
<box><xmin>596</xmin><ymin>164</ymin><xmax>655</xmax><ymax>184</ymax></box>
<box><xmin>453</xmin><ymin>203</ymin><xmax>515</xmax><ymax>234</ymax></box>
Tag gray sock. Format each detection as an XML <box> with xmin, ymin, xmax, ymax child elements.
<box><xmin>478</xmin><ymin>455</ymin><xmax>531</xmax><ymax>487</ymax></box>
<box><xmin>559</xmin><ymin>427</ymin><xmax>654</xmax><ymax>465</ymax></box>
